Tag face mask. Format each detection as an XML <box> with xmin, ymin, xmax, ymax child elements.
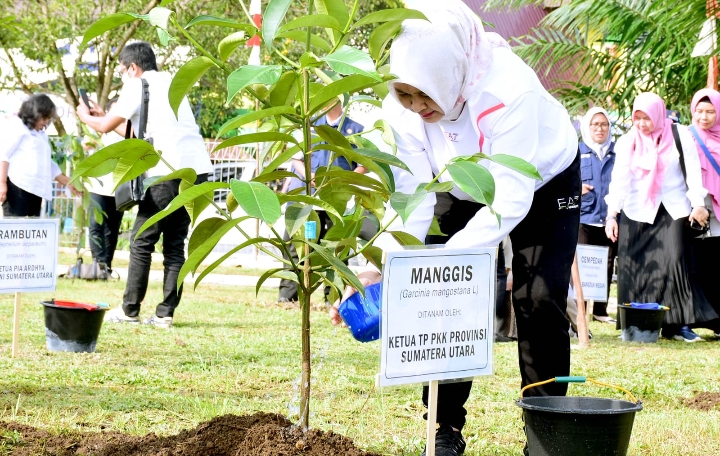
<box><xmin>121</xmin><ymin>71</ymin><xmax>131</xmax><ymax>84</ymax></box>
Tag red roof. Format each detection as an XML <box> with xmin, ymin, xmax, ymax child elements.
<box><xmin>462</xmin><ymin>1</ymin><xmax>570</xmax><ymax>91</ymax></box>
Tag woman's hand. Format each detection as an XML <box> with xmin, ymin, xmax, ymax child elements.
<box><xmin>329</xmin><ymin>270</ymin><xmax>382</xmax><ymax>326</ymax></box>
<box><xmin>689</xmin><ymin>206</ymin><xmax>710</xmax><ymax>227</ymax></box>
<box><xmin>605</xmin><ymin>218</ymin><xmax>618</xmax><ymax>242</ymax></box>
<box><xmin>581</xmin><ymin>183</ymin><xmax>593</xmax><ymax>195</ymax></box>
<box><xmin>0</xmin><ymin>180</ymin><xmax>7</xmax><ymax>204</ymax></box>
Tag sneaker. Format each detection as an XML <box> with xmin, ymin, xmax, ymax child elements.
<box><xmin>145</xmin><ymin>315</ymin><xmax>173</xmax><ymax>328</ymax></box>
<box><xmin>420</xmin><ymin>424</ymin><xmax>465</xmax><ymax>456</ymax></box>
<box><xmin>673</xmin><ymin>326</ymin><xmax>702</xmax><ymax>342</ymax></box>
<box><xmin>592</xmin><ymin>315</ymin><xmax>617</xmax><ymax>324</ymax></box>
<box><xmin>104</xmin><ymin>307</ymin><xmax>139</xmax><ymax>324</ymax></box>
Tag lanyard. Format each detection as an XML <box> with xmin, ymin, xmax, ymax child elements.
<box><xmin>689</xmin><ymin>125</ymin><xmax>720</xmax><ymax>177</ymax></box>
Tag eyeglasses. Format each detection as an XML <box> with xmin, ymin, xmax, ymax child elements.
<box><xmin>115</xmin><ymin>65</ymin><xmax>127</xmax><ymax>77</ymax></box>
<box><xmin>589</xmin><ymin>122</ymin><xmax>610</xmax><ymax>130</ymax></box>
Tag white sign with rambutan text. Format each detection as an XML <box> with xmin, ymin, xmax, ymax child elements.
<box><xmin>0</xmin><ymin>218</ymin><xmax>59</xmax><ymax>293</ymax></box>
<box><xmin>379</xmin><ymin>246</ymin><xmax>495</xmax><ymax>387</ymax></box>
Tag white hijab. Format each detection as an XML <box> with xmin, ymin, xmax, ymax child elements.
<box><xmin>388</xmin><ymin>0</ymin><xmax>510</xmax><ymax>120</ymax></box>
<box><xmin>580</xmin><ymin>107</ymin><xmax>613</xmax><ymax>159</ymax></box>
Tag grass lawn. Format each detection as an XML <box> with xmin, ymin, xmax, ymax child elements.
<box><xmin>1</xmin><ymin>279</ymin><xmax>719</xmax><ymax>455</ymax></box>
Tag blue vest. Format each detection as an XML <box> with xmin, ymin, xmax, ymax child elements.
<box><xmin>286</xmin><ymin>115</ymin><xmax>364</xmax><ymax>193</ymax></box>
<box><xmin>579</xmin><ymin>141</ymin><xmax>615</xmax><ymax>225</ymax></box>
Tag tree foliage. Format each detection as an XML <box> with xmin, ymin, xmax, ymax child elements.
<box><xmin>486</xmin><ymin>0</ymin><xmax>716</xmax><ymax>127</ymax></box>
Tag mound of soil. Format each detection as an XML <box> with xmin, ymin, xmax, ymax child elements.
<box><xmin>0</xmin><ymin>413</ymin><xmax>381</xmax><ymax>456</ymax></box>
<box><xmin>681</xmin><ymin>391</ymin><xmax>720</xmax><ymax>412</ymax></box>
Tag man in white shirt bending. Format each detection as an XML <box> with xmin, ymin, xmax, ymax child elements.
<box><xmin>76</xmin><ymin>41</ymin><xmax>213</xmax><ymax>328</ymax></box>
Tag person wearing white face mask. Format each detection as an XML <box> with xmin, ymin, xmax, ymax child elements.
<box><xmin>329</xmin><ymin>1</ymin><xmax>579</xmax><ymax>454</ymax></box>
<box><xmin>1</xmin><ymin>94</ymin><xmax>80</xmax><ymax>217</ymax></box>
<box><xmin>76</xmin><ymin>41</ymin><xmax>213</xmax><ymax>329</ymax></box>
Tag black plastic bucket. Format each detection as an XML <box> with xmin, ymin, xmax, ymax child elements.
<box><xmin>517</xmin><ymin>396</ymin><xmax>642</xmax><ymax>456</ymax></box>
<box><xmin>618</xmin><ymin>305</ymin><xmax>667</xmax><ymax>343</ymax></box>
<box><xmin>41</xmin><ymin>300</ymin><xmax>107</xmax><ymax>353</ymax></box>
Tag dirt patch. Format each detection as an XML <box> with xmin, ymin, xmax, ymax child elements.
<box><xmin>681</xmin><ymin>391</ymin><xmax>720</xmax><ymax>411</ymax></box>
<box><xmin>0</xmin><ymin>413</ymin><xmax>381</xmax><ymax>456</ymax></box>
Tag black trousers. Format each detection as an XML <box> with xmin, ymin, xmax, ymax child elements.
<box><xmin>122</xmin><ymin>174</ymin><xmax>208</xmax><ymax>318</ymax></box>
<box><xmin>2</xmin><ymin>178</ymin><xmax>42</xmax><ymax>217</ymax></box>
<box><xmin>89</xmin><ymin>193</ymin><xmax>123</xmax><ymax>269</ymax></box>
<box><xmin>421</xmin><ymin>154</ymin><xmax>580</xmax><ymax>430</ymax></box>
<box><xmin>578</xmin><ymin>224</ymin><xmax>618</xmax><ymax>317</ymax></box>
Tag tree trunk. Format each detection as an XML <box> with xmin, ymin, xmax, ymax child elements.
<box><xmin>299</xmin><ymin>285</ymin><xmax>311</xmax><ymax>429</ymax></box>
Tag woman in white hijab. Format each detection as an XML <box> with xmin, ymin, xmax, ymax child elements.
<box><xmin>578</xmin><ymin>107</ymin><xmax>618</xmax><ymax>323</ymax></box>
<box><xmin>330</xmin><ymin>1</ymin><xmax>579</xmax><ymax>454</ymax></box>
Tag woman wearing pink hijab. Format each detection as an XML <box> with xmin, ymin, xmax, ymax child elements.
<box><xmin>605</xmin><ymin>92</ymin><xmax>713</xmax><ymax>342</ymax></box>
<box><xmin>689</xmin><ymin>89</ymin><xmax>720</xmax><ymax>336</ymax></box>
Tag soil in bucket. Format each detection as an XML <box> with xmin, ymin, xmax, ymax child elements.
<box><xmin>517</xmin><ymin>396</ymin><xmax>642</xmax><ymax>456</ymax></box>
<box><xmin>41</xmin><ymin>300</ymin><xmax>108</xmax><ymax>353</ymax></box>
<box><xmin>618</xmin><ymin>304</ymin><xmax>667</xmax><ymax>343</ymax></box>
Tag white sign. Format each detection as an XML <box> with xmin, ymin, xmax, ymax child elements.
<box><xmin>0</xmin><ymin>219</ymin><xmax>59</xmax><ymax>293</ymax></box>
<box><xmin>379</xmin><ymin>247</ymin><xmax>495</xmax><ymax>387</ymax></box>
<box><xmin>574</xmin><ymin>244</ymin><xmax>609</xmax><ymax>302</ymax></box>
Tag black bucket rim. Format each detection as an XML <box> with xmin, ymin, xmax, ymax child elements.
<box><xmin>617</xmin><ymin>304</ymin><xmax>667</xmax><ymax>311</ymax></box>
<box><xmin>40</xmin><ymin>300</ymin><xmax>106</xmax><ymax>312</ymax></box>
<box><xmin>516</xmin><ymin>396</ymin><xmax>643</xmax><ymax>415</ymax></box>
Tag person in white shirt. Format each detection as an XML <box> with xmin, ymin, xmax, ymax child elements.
<box><xmin>76</xmin><ymin>42</ymin><xmax>213</xmax><ymax>329</ymax></box>
<box><xmin>0</xmin><ymin>94</ymin><xmax>79</xmax><ymax>217</ymax></box>
<box><xmin>329</xmin><ymin>1</ymin><xmax>579</xmax><ymax>454</ymax></box>
<box><xmin>604</xmin><ymin>92</ymin><xmax>715</xmax><ymax>342</ymax></box>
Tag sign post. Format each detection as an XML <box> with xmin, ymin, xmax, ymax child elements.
<box><xmin>573</xmin><ymin>244</ymin><xmax>610</xmax><ymax>347</ymax></box>
<box><xmin>378</xmin><ymin>246</ymin><xmax>496</xmax><ymax>454</ymax></box>
<box><xmin>0</xmin><ymin>219</ymin><xmax>59</xmax><ymax>358</ymax></box>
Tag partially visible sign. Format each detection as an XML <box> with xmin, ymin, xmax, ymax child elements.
<box><xmin>379</xmin><ymin>247</ymin><xmax>495</xmax><ymax>387</ymax></box>
<box><xmin>0</xmin><ymin>219</ymin><xmax>59</xmax><ymax>293</ymax></box>
<box><xmin>574</xmin><ymin>244</ymin><xmax>609</xmax><ymax>302</ymax></box>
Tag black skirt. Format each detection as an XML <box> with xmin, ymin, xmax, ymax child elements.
<box><xmin>617</xmin><ymin>204</ymin><xmax>719</xmax><ymax>327</ymax></box>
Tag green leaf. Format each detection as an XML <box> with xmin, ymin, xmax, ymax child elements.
<box><xmin>285</xmin><ymin>204</ymin><xmax>313</xmax><ymax>237</ymax></box>
<box><xmin>428</xmin><ymin>217</ymin><xmax>446</xmax><ymax>236</ymax></box>
<box><xmin>230</xmin><ymin>180</ymin><xmax>282</xmax><ymax>225</ymax></box>
<box><xmin>148</xmin><ymin>168</ymin><xmax>197</xmax><ymax>189</ymax></box>
<box><xmin>71</xmin><ymin>139</ymin><xmax>159</xmax><ymax>190</ymax></box>
<box><xmin>213</xmin><ymin>132</ymin><xmax>299</xmax><ymax>153</ymax></box>
<box><xmin>481</xmin><ymin>154</ymin><xmax>542</xmax><ymax>180</ymax></box>
<box><xmin>177</xmin><ymin>216</ymin><xmax>252</xmax><ymax>287</ymax></box>
<box><xmin>309</xmin><ymin>74</ymin><xmax>380</xmax><ymax>114</ymax></box>
<box><xmin>156</xmin><ymin>28</ymin><xmax>174</xmax><ymax>46</ymax></box>
<box><xmin>314</xmin><ymin>124</ymin><xmax>352</xmax><ymax>149</ymax></box>
<box><xmin>278</xmin><ymin>194</ymin><xmax>342</xmax><ymax>220</ymax></box>
<box><xmin>350</xmin><ymin>147</ymin><xmax>411</xmax><ymax>173</ymax></box>
<box><xmin>136</xmin><ymin>182</ymin><xmax>229</xmax><ymax>238</ymax></box>
<box><xmin>262</xmin><ymin>0</ymin><xmax>293</xmax><ymax>50</ymax></box>
<box><xmin>313</xmin><ymin>0</ymin><xmax>349</xmax><ymax>45</ymax></box>
<box><xmin>215</xmin><ymin>106</ymin><xmax>296</xmax><ymax>139</ymax></box>
<box><xmin>300</xmin><ymin>240</ymin><xmax>363</xmax><ymax>291</ymax></box>
<box><xmin>269</xmin><ymin>71</ymin><xmax>300</xmax><ymax>106</ymax></box>
<box><xmin>169</xmin><ymin>57</ymin><xmax>216</xmax><ymax>119</ymax></box>
<box><xmin>276</xmin><ymin>30</ymin><xmax>332</xmax><ymax>52</ymax></box>
<box><xmin>320</xmin><ymin>46</ymin><xmax>382</xmax><ymax>81</ymax></box>
<box><xmin>227</xmin><ymin>65</ymin><xmax>283</xmax><ymax>104</ymax></box>
<box><xmin>422</xmin><ymin>181</ymin><xmax>454</xmax><ymax>193</ymax></box>
<box><xmin>258</xmin><ymin>146</ymin><xmax>301</xmax><ymax>180</ymax></box>
<box><xmin>82</xmin><ymin>159</ymin><xmax>118</xmax><ymax>178</ymax></box>
<box><xmin>388</xmin><ymin>231</ymin><xmax>424</xmax><ymax>246</ymax></box>
<box><xmin>188</xmin><ymin>218</ymin><xmax>227</xmax><ymax>256</ymax></box>
<box><xmin>390</xmin><ymin>189</ymin><xmax>428</xmax><ymax>224</ymax></box>
<box><xmin>351</xmin><ymin>8</ymin><xmax>428</xmax><ymax>29</ymax></box>
<box><xmin>226</xmin><ymin>192</ymin><xmax>239</xmax><ymax>213</ymax></box>
<box><xmin>255</xmin><ymin>267</ymin><xmax>292</xmax><ymax>296</ymax></box>
<box><xmin>368</xmin><ymin>20</ymin><xmax>401</xmax><ymax>62</ymax></box>
<box><xmin>185</xmin><ymin>191</ymin><xmax>213</xmax><ymax>227</ymax></box>
<box><xmin>148</xmin><ymin>6</ymin><xmax>173</xmax><ymax>29</ymax></box>
<box><xmin>218</xmin><ymin>31</ymin><xmax>247</xmax><ymax>61</ymax></box>
<box><xmin>251</xmin><ymin>170</ymin><xmax>296</xmax><ymax>183</ymax></box>
<box><xmin>194</xmin><ymin>238</ymin><xmax>272</xmax><ymax>291</ymax></box>
<box><xmin>185</xmin><ymin>15</ymin><xmax>255</xmax><ymax>32</ymax></box>
<box><xmin>361</xmin><ymin>245</ymin><xmax>384</xmax><ymax>270</ymax></box>
<box><xmin>446</xmin><ymin>161</ymin><xmax>495</xmax><ymax>206</ymax></box>
<box><xmin>348</xmin><ymin>95</ymin><xmax>382</xmax><ymax>108</ymax></box>
<box><xmin>374</xmin><ymin>119</ymin><xmax>396</xmax><ymax>154</ymax></box>
<box><xmin>82</xmin><ymin>13</ymin><xmax>137</xmax><ymax>47</ymax></box>
<box><xmin>277</xmin><ymin>14</ymin><xmax>343</xmax><ymax>34</ymax></box>
<box><xmin>315</xmin><ymin>169</ymin><xmax>388</xmax><ymax>194</ymax></box>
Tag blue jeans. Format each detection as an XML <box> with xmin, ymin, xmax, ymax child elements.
<box><xmin>122</xmin><ymin>174</ymin><xmax>208</xmax><ymax>318</ymax></box>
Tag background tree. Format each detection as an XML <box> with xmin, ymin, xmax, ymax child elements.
<box><xmin>486</xmin><ymin>0</ymin><xmax>718</xmax><ymax>128</ymax></box>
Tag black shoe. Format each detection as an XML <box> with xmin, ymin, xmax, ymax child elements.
<box><xmin>277</xmin><ymin>297</ymin><xmax>297</xmax><ymax>303</ymax></box>
<box><xmin>494</xmin><ymin>334</ymin><xmax>515</xmax><ymax>343</ymax></box>
<box><xmin>420</xmin><ymin>424</ymin><xmax>466</xmax><ymax>456</ymax></box>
